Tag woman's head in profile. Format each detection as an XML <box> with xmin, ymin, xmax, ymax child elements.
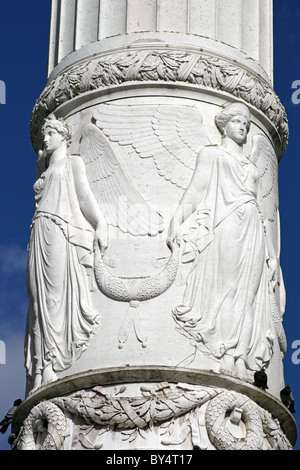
<box><xmin>39</xmin><ymin>114</ymin><xmax>72</xmax><ymax>158</ymax></box>
<box><xmin>215</xmin><ymin>103</ymin><xmax>251</xmax><ymax>145</ymax></box>
<box><xmin>42</xmin><ymin>114</ymin><xmax>72</xmax><ymax>144</ymax></box>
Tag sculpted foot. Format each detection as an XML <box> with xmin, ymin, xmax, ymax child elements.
<box><xmin>219</xmin><ymin>355</ymin><xmax>235</xmax><ymax>377</ymax></box>
<box><xmin>30</xmin><ymin>373</ymin><xmax>42</xmax><ymax>393</ymax></box>
<box><xmin>235</xmin><ymin>358</ymin><xmax>250</xmax><ymax>382</ymax></box>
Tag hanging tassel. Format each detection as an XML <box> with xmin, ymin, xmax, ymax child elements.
<box><xmin>118</xmin><ymin>301</ymin><xmax>147</xmax><ymax>349</ymax></box>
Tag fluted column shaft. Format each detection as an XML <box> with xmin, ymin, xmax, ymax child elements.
<box><xmin>48</xmin><ymin>0</ymin><xmax>273</xmax><ymax>81</ymax></box>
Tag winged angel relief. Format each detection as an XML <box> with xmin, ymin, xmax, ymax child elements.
<box><xmin>79</xmin><ymin>103</ymin><xmax>211</xmax><ymax>348</ymax></box>
<box><xmin>166</xmin><ymin>102</ymin><xmax>287</xmax><ymax>381</ymax></box>
<box><xmin>80</xmin><ymin>102</ymin><xmax>286</xmax><ymax>372</ymax></box>
<box><xmin>26</xmin><ymin>101</ymin><xmax>286</xmax><ymax>390</ymax></box>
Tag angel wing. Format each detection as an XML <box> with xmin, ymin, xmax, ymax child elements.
<box><xmin>249</xmin><ymin>134</ymin><xmax>280</xmax><ymax>256</ymax></box>
<box><xmin>80</xmin><ymin>123</ymin><xmax>164</xmax><ymax>236</ymax></box>
<box><xmin>93</xmin><ymin>103</ymin><xmax>212</xmax><ymax>190</ymax></box>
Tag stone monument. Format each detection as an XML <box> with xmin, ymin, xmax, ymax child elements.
<box><xmin>12</xmin><ymin>0</ymin><xmax>296</xmax><ymax>450</ymax></box>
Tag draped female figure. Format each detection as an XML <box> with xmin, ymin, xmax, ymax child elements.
<box><xmin>25</xmin><ymin>115</ymin><xmax>107</xmax><ymax>392</ymax></box>
<box><xmin>168</xmin><ymin>103</ymin><xmax>277</xmax><ymax>381</ymax></box>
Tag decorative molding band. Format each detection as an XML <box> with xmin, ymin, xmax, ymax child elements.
<box><xmin>13</xmin><ymin>383</ymin><xmax>293</xmax><ymax>450</ymax></box>
<box><xmin>12</xmin><ymin>366</ymin><xmax>297</xmax><ymax>447</ymax></box>
<box><xmin>30</xmin><ymin>49</ymin><xmax>288</xmax><ymax>154</ymax></box>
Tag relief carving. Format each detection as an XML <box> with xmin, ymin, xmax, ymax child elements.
<box><xmin>76</xmin><ymin>103</ymin><xmax>212</xmax><ymax>348</ymax></box>
<box><xmin>94</xmin><ymin>100</ymin><xmax>286</xmax><ymax>380</ymax></box>
<box><xmin>79</xmin><ymin>121</ymin><xmax>164</xmax><ymax>236</ymax></box>
<box><xmin>15</xmin><ymin>384</ymin><xmax>292</xmax><ymax>450</ymax></box>
<box><xmin>93</xmin><ymin>243</ymin><xmax>179</xmax><ymax>349</ymax></box>
<box><xmin>15</xmin><ymin>401</ymin><xmax>66</xmax><ymax>450</ymax></box>
<box><xmin>204</xmin><ymin>391</ymin><xmax>292</xmax><ymax>450</ymax></box>
<box><xmin>25</xmin><ymin>115</ymin><xmax>107</xmax><ymax>392</ymax></box>
<box><xmin>25</xmin><ymin>99</ymin><xmax>286</xmax><ymax>391</ymax></box>
<box><xmin>30</xmin><ymin>51</ymin><xmax>288</xmax><ymax>154</ymax></box>
<box><xmin>167</xmin><ymin>103</ymin><xmax>286</xmax><ymax>381</ymax></box>
<box><xmin>79</xmin><ymin>114</ymin><xmax>186</xmax><ymax>347</ymax></box>
<box><xmin>93</xmin><ymin>103</ymin><xmax>211</xmax><ymax>190</ymax></box>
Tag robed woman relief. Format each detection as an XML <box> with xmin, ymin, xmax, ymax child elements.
<box><xmin>167</xmin><ymin>103</ymin><xmax>286</xmax><ymax>382</ymax></box>
<box><xmin>25</xmin><ymin>115</ymin><xmax>107</xmax><ymax>392</ymax></box>
<box><xmin>25</xmin><ymin>102</ymin><xmax>286</xmax><ymax>391</ymax></box>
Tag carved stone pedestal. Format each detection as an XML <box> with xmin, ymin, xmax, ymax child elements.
<box><xmin>13</xmin><ymin>371</ymin><xmax>295</xmax><ymax>450</ymax></box>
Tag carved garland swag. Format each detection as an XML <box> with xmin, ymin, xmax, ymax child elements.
<box><xmin>30</xmin><ymin>50</ymin><xmax>288</xmax><ymax>154</ymax></box>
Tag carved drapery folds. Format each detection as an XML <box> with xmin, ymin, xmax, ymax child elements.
<box><xmin>168</xmin><ymin>103</ymin><xmax>286</xmax><ymax>381</ymax></box>
<box><xmin>19</xmin><ymin>4</ymin><xmax>293</xmax><ymax>446</ymax></box>
<box><xmin>25</xmin><ymin>101</ymin><xmax>287</xmax><ymax>389</ymax></box>
<box><xmin>25</xmin><ymin>115</ymin><xmax>104</xmax><ymax>392</ymax></box>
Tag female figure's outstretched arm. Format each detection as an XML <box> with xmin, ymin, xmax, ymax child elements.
<box><xmin>71</xmin><ymin>156</ymin><xmax>108</xmax><ymax>254</ymax></box>
<box><xmin>167</xmin><ymin>147</ymin><xmax>214</xmax><ymax>247</ymax></box>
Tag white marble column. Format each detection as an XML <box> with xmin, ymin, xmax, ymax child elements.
<box><xmin>13</xmin><ymin>0</ymin><xmax>296</xmax><ymax>451</ymax></box>
<box><xmin>48</xmin><ymin>0</ymin><xmax>273</xmax><ymax>81</ymax></box>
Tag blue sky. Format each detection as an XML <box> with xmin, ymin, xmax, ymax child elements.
<box><xmin>0</xmin><ymin>0</ymin><xmax>299</xmax><ymax>451</ymax></box>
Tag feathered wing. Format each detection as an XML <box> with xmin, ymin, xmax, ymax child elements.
<box><xmin>80</xmin><ymin>123</ymin><xmax>164</xmax><ymax>236</ymax></box>
<box><xmin>249</xmin><ymin>134</ymin><xmax>280</xmax><ymax>257</ymax></box>
<box><xmin>93</xmin><ymin>103</ymin><xmax>212</xmax><ymax>190</ymax></box>
<box><xmin>249</xmin><ymin>134</ymin><xmax>287</xmax><ymax>354</ymax></box>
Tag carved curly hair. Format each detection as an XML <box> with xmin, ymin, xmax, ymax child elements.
<box><xmin>41</xmin><ymin>113</ymin><xmax>72</xmax><ymax>146</ymax></box>
<box><xmin>215</xmin><ymin>102</ymin><xmax>251</xmax><ymax>136</ymax></box>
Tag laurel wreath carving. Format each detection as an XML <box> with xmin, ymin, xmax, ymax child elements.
<box><xmin>205</xmin><ymin>391</ymin><xmax>264</xmax><ymax>450</ymax></box>
<box><xmin>15</xmin><ymin>401</ymin><xmax>66</xmax><ymax>450</ymax></box>
<box><xmin>94</xmin><ymin>244</ymin><xmax>179</xmax><ymax>303</ymax></box>
<box><xmin>14</xmin><ymin>383</ymin><xmax>293</xmax><ymax>450</ymax></box>
<box><xmin>30</xmin><ymin>50</ymin><xmax>288</xmax><ymax>154</ymax></box>
<box><xmin>205</xmin><ymin>390</ymin><xmax>293</xmax><ymax>450</ymax></box>
<box><xmin>51</xmin><ymin>383</ymin><xmax>221</xmax><ymax>430</ymax></box>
